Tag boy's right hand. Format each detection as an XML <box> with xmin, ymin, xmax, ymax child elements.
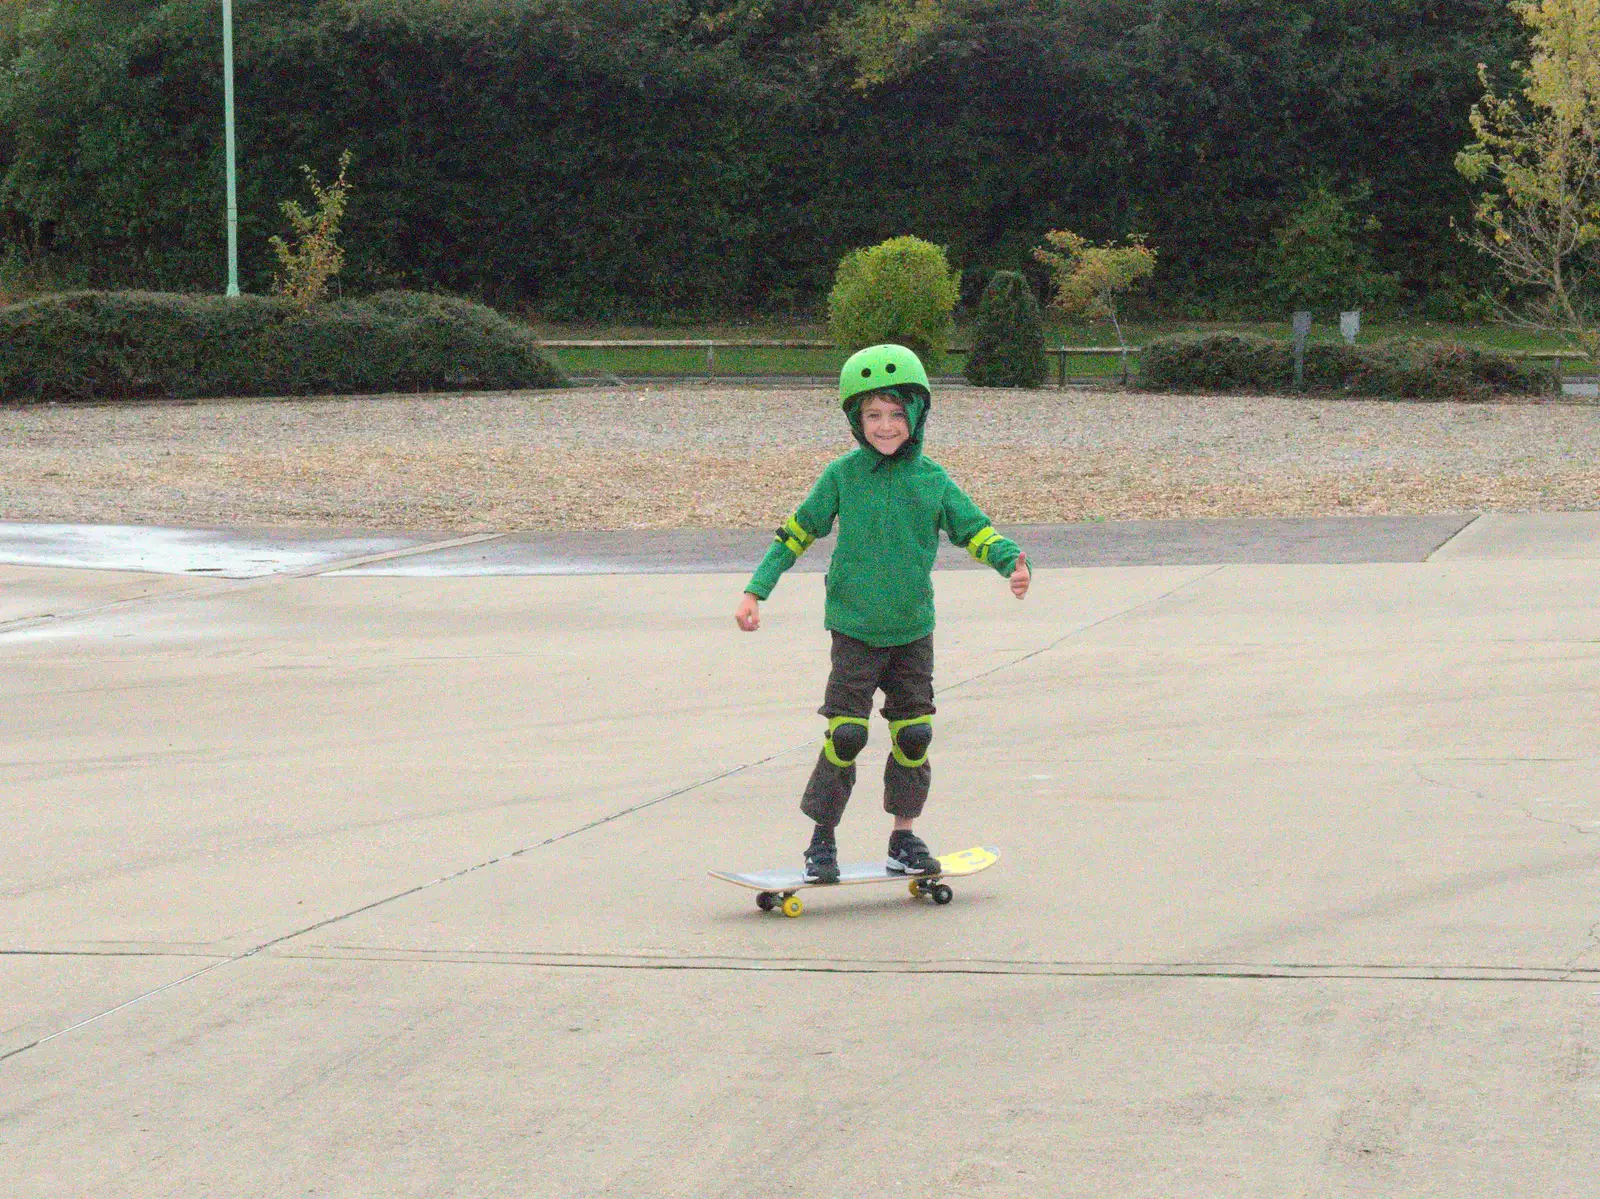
<box><xmin>735</xmin><ymin>592</ymin><xmax>761</xmax><ymax>632</ymax></box>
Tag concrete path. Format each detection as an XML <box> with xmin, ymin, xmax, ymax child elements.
<box><xmin>2</xmin><ymin>512</ymin><xmax>1479</xmax><ymax>579</ymax></box>
<box><xmin>3</xmin><ymin>513</ymin><xmax>1599</xmax><ymax>1196</ymax></box>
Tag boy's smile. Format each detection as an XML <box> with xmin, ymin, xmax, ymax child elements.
<box><xmin>859</xmin><ymin>393</ymin><xmax>910</xmax><ymax>456</ymax></box>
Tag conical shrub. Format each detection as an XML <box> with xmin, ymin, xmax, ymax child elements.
<box><xmin>963</xmin><ymin>271</ymin><xmax>1048</xmax><ymax>387</ymax></box>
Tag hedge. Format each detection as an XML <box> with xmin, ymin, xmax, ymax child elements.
<box><xmin>0</xmin><ymin>289</ymin><xmax>565</xmax><ymax>402</ymax></box>
<box><xmin>0</xmin><ymin>0</ymin><xmax>1527</xmax><ymax>317</ymax></box>
<box><xmin>1138</xmin><ymin>333</ymin><xmax>1560</xmax><ymax>399</ymax></box>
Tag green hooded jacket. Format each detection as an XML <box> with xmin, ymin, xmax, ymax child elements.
<box><xmin>745</xmin><ymin>385</ymin><xmax>1022</xmax><ymax>647</ymax></box>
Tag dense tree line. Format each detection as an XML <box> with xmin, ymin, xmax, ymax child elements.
<box><xmin>0</xmin><ymin>0</ymin><xmax>1526</xmax><ymax>318</ymax></box>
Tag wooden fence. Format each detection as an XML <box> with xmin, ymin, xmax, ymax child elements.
<box><xmin>538</xmin><ymin>339</ymin><xmax>1142</xmax><ymax>385</ymax></box>
<box><xmin>538</xmin><ymin>339</ymin><xmax>1590</xmax><ymax>388</ymax></box>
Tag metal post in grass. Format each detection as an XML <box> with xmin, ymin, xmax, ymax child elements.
<box><xmin>1057</xmin><ymin>348</ymin><xmax>1067</xmax><ymax>389</ymax></box>
<box><xmin>706</xmin><ymin>341</ymin><xmax>715</xmax><ymax>380</ymax></box>
<box><xmin>1292</xmin><ymin>310</ymin><xmax>1312</xmax><ymax>390</ymax></box>
<box><xmin>221</xmin><ymin>0</ymin><xmax>240</xmax><ymax>298</ymax></box>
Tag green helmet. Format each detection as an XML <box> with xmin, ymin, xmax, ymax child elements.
<box><xmin>839</xmin><ymin>344</ymin><xmax>930</xmax><ymax>408</ymax></box>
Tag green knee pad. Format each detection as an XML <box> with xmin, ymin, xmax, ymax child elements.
<box><xmin>888</xmin><ymin>715</ymin><xmax>933</xmax><ymax>768</ymax></box>
<box><xmin>823</xmin><ymin>716</ymin><xmax>869</xmax><ymax>767</ymax></box>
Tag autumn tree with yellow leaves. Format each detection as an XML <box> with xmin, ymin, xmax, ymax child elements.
<box><xmin>268</xmin><ymin>150</ymin><xmax>353</xmax><ymax>310</ymax></box>
<box><xmin>1456</xmin><ymin>0</ymin><xmax>1600</xmax><ymax>358</ymax></box>
<box><xmin>1032</xmin><ymin>229</ymin><xmax>1157</xmax><ymax>352</ymax></box>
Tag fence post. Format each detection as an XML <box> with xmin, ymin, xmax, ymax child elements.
<box><xmin>1119</xmin><ymin>347</ymin><xmax>1129</xmax><ymax>386</ymax></box>
<box><xmin>1292</xmin><ymin>311</ymin><xmax>1312</xmax><ymax>390</ymax></box>
<box><xmin>1057</xmin><ymin>349</ymin><xmax>1067</xmax><ymax>389</ymax></box>
<box><xmin>706</xmin><ymin>342</ymin><xmax>716</xmax><ymax>380</ymax></box>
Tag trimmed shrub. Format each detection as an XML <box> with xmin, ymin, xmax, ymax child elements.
<box><xmin>827</xmin><ymin>236</ymin><xmax>961</xmax><ymax>372</ymax></box>
<box><xmin>1138</xmin><ymin>333</ymin><xmax>1292</xmax><ymax>391</ymax></box>
<box><xmin>1138</xmin><ymin>332</ymin><xmax>1559</xmax><ymax>399</ymax></box>
<box><xmin>1302</xmin><ymin>342</ymin><xmax>1366</xmax><ymax>388</ymax></box>
<box><xmin>0</xmin><ymin>289</ymin><xmax>565</xmax><ymax>401</ymax></box>
<box><xmin>1468</xmin><ymin>347</ymin><xmax>1564</xmax><ymax>396</ymax></box>
<box><xmin>963</xmin><ymin>271</ymin><xmax>1048</xmax><ymax>388</ymax></box>
<box><xmin>1343</xmin><ymin>339</ymin><xmax>1560</xmax><ymax>400</ymax></box>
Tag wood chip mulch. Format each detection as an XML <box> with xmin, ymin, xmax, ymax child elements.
<box><xmin>2</xmin><ymin>383</ymin><xmax>1596</xmax><ymax>530</ymax></box>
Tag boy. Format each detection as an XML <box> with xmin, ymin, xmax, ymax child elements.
<box><xmin>733</xmin><ymin>343</ymin><xmax>1029</xmax><ymax>883</ymax></box>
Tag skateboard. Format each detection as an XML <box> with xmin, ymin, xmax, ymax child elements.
<box><xmin>708</xmin><ymin>845</ymin><xmax>1000</xmax><ymax>918</ymax></box>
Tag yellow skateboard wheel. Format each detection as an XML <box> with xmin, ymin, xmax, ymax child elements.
<box><xmin>781</xmin><ymin>895</ymin><xmax>803</xmax><ymax>918</ymax></box>
<box><xmin>908</xmin><ymin>881</ymin><xmax>921</xmax><ymax>897</ymax></box>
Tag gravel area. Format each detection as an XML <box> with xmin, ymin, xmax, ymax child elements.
<box><xmin>2</xmin><ymin>383</ymin><xmax>1598</xmax><ymax>530</ymax></box>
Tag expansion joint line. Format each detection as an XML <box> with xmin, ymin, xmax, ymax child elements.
<box><xmin>0</xmin><ymin>748</ymin><xmax>776</xmax><ymax>1066</ymax></box>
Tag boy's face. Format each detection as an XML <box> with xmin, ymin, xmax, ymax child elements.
<box><xmin>859</xmin><ymin>393</ymin><xmax>910</xmax><ymax>456</ymax></box>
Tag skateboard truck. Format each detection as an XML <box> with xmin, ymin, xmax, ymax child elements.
<box><xmin>753</xmin><ymin>875</ymin><xmax>955</xmax><ymax>917</ymax></box>
<box><xmin>906</xmin><ymin>876</ymin><xmax>955</xmax><ymax>906</ymax></box>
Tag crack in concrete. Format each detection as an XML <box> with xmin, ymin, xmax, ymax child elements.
<box><xmin>1411</xmin><ymin>765</ymin><xmax>1600</xmax><ymax>983</ymax></box>
<box><xmin>1412</xmin><ymin>764</ymin><xmax>1597</xmax><ymax>839</ymax></box>
<box><xmin>936</xmin><ymin>565</ymin><xmax>1224</xmax><ymax>697</ymax></box>
<box><xmin>0</xmin><ymin>565</ymin><xmax>1225</xmax><ymax>1068</ymax></box>
<box><xmin>1561</xmin><ymin>918</ymin><xmax>1600</xmax><ymax>980</ymax></box>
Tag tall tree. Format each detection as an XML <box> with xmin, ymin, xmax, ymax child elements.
<box><xmin>1456</xmin><ymin>0</ymin><xmax>1600</xmax><ymax>356</ymax></box>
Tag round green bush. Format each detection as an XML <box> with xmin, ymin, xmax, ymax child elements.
<box><xmin>827</xmin><ymin>236</ymin><xmax>960</xmax><ymax>373</ymax></box>
<box><xmin>0</xmin><ymin>289</ymin><xmax>565</xmax><ymax>402</ymax></box>
<box><xmin>963</xmin><ymin>271</ymin><xmax>1048</xmax><ymax>388</ymax></box>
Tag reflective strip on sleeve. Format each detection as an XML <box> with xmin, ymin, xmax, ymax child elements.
<box><xmin>966</xmin><ymin>526</ymin><xmax>1003</xmax><ymax>564</ymax></box>
<box><xmin>777</xmin><ymin>514</ymin><xmax>816</xmax><ymax>558</ymax></box>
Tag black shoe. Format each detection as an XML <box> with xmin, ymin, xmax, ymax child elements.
<box><xmin>803</xmin><ymin>827</ymin><xmax>840</xmax><ymax>884</ymax></box>
<box><xmin>886</xmin><ymin>830</ymin><xmax>939</xmax><ymax>875</ymax></box>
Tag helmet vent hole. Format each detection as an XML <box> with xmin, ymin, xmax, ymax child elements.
<box><xmin>885</xmin><ymin>363</ymin><xmax>896</xmax><ymax>373</ymax></box>
<box><xmin>861</xmin><ymin>368</ymin><xmax>872</xmax><ymax>377</ymax></box>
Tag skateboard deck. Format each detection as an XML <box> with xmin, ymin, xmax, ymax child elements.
<box><xmin>709</xmin><ymin>845</ymin><xmax>999</xmax><ymax>917</ymax></box>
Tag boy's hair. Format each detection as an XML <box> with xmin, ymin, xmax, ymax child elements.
<box><xmin>857</xmin><ymin>388</ymin><xmax>908</xmax><ymax>411</ymax></box>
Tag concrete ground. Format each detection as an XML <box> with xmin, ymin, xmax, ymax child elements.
<box><xmin>3</xmin><ymin>513</ymin><xmax>1599</xmax><ymax>1197</ymax></box>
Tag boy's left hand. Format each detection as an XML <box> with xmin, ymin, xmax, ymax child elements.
<box><xmin>1010</xmin><ymin>552</ymin><xmax>1030</xmax><ymax>599</ymax></box>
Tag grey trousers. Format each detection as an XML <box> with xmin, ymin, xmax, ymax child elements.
<box><xmin>800</xmin><ymin>631</ymin><xmax>936</xmax><ymax>827</ymax></box>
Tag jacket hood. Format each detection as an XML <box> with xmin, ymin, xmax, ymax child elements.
<box><xmin>845</xmin><ymin>384</ymin><xmax>931</xmax><ymax>463</ymax></box>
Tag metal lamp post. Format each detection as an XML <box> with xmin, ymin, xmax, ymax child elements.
<box><xmin>222</xmin><ymin>0</ymin><xmax>240</xmax><ymax>297</ymax></box>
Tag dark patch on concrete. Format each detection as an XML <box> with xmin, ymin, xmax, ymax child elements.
<box><xmin>331</xmin><ymin>514</ymin><xmax>1478</xmax><ymax>576</ymax></box>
